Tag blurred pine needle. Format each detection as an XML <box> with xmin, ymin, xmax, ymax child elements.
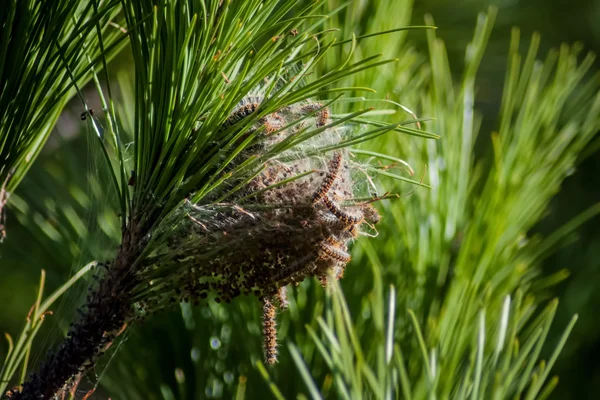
<box><xmin>0</xmin><ymin>0</ymin><xmax>127</xmax><ymax>238</ymax></box>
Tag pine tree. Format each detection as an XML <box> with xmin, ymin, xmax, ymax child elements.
<box><xmin>1</xmin><ymin>1</ymin><xmax>599</xmax><ymax>399</ymax></box>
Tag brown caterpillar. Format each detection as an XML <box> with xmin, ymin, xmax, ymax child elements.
<box><xmin>319</xmin><ymin>240</ymin><xmax>351</xmax><ymax>263</ymax></box>
<box><xmin>301</xmin><ymin>103</ymin><xmax>330</xmax><ymax>127</ymax></box>
<box><xmin>222</xmin><ymin>100</ymin><xmax>260</xmax><ymax>129</ymax></box>
<box><xmin>325</xmin><ymin>235</ymin><xmax>347</xmax><ymax>250</ymax></box>
<box><xmin>262</xmin><ymin>113</ymin><xmax>285</xmax><ymax>134</ymax></box>
<box><xmin>275</xmin><ymin>286</ymin><xmax>288</xmax><ymax>309</ymax></box>
<box><xmin>262</xmin><ymin>297</ymin><xmax>278</xmax><ymax>365</ymax></box>
<box><xmin>362</xmin><ymin>204</ymin><xmax>381</xmax><ymax>224</ymax></box>
<box><xmin>316</xmin><ymin>211</ymin><xmax>342</xmax><ymax>226</ymax></box>
<box><xmin>344</xmin><ymin>224</ymin><xmax>359</xmax><ymax>238</ymax></box>
<box><xmin>301</xmin><ymin>103</ymin><xmax>322</xmax><ymax>113</ymax></box>
<box><xmin>322</xmin><ymin>195</ymin><xmax>364</xmax><ymax>225</ymax></box>
<box><xmin>316</xmin><ymin>107</ymin><xmax>330</xmax><ymax>127</ymax></box>
<box><xmin>312</xmin><ymin>152</ymin><xmax>342</xmax><ymax>204</ymax></box>
<box><xmin>335</xmin><ymin>264</ymin><xmax>347</xmax><ymax>280</ymax></box>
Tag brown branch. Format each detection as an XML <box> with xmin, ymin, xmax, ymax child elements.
<box><xmin>6</xmin><ymin>220</ymin><xmax>144</xmax><ymax>399</ymax></box>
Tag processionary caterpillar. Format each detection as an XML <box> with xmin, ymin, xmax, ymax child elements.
<box><xmin>319</xmin><ymin>240</ymin><xmax>351</xmax><ymax>263</ymax></box>
<box><xmin>322</xmin><ymin>195</ymin><xmax>364</xmax><ymax>225</ymax></box>
<box><xmin>222</xmin><ymin>99</ymin><xmax>261</xmax><ymax>129</ymax></box>
<box><xmin>262</xmin><ymin>297</ymin><xmax>278</xmax><ymax>365</ymax></box>
<box><xmin>312</xmin><ymin>152</ymin><xmax>342</xmax><ymax>204</ymax></box>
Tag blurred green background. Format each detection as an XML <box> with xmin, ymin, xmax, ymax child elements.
<box><xmin>410</xmin><ymin>1</ymin><xmax>600</xmax><ymax>398</ymax></box>
<box><xmin>2</xmin><ymin>0</ymin><xmax>600</xmax><ymax>398</ymax></box>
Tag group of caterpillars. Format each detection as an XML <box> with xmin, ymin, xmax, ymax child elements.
<box><xmin>262</xmin><ymin>150</ymin><xmax>379</xmax><ymax>365</ymax></box>
<box><xmin>220</xmin><ymin>96</ymin><xmax>374</xmax><ymax>366</ymax></box>
<box><xmin>312</xmin><ymin>151</ymin><xmax>360</xmax><ymax>269</ymax></box>
<box><xmin>316</xmin><ymin>152</ymin><xmax>379</xmax><ymax>260</ymax></box>
<box><xmin>221</xmin><ymin>96</ymin><xmax>331</xmax><ymax>137</ymax></box>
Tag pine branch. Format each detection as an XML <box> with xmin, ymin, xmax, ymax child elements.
<box><xmin>0</xmin><ymin>263</ymin><xmax>95</xmax><ymax>397</ymax></box>
<box><xmin>6</xmin><ymin>1</ymin><xmax>433</xmax><ymax>397</ymax></box>
<box><xmin>9</xmin><ymin>221</ymin><xmax>143</xmax><ymax>399</ymax></box>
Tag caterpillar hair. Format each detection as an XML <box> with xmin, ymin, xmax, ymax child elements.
<box><xmin>343</xmin><ymin>224</ymin><xmax>359</xmax><ymax>238</ymax></box>
<box><xmin>325</xmin><ymin>235</ymin><xmax>347</xmax><ymax>250</ymax></box>
<box><xmin>316</xmin><ymin>211</ymin><xmax>341</xmax><ymax>226</ymax></box>
<box><xmin>275</xmin><ymin>286</ymin><xmax>288</xmax><ymax>309</ymax></box>
<box><xmin>335</xmin><ymin>264</ymin><xmax>347</xmax><ymax>280</ymax></box>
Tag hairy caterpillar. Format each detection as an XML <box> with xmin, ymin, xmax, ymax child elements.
<box><xmin>325</xmin><ymin>235</ymin><xmax>347</xmax><ymax>250</ymax></box>
<box><xmin>362</xmin><ymin>204</ymin><xmax>381</xmax><ymax>224</ymax></box>
<box><xmin>262</xmin><ymin>297</ymin><xmax>278</xmax><ymax>365</ymax></box>
<box><xmin>322</xmin><ymin>195</ymin><xmax>364</xmax><ymax>225</ymax></box>
<box><xmin>301</xmin><ymin>103</ymin><xmax>330</xmax><ymax>127</ymax></box>
<box><xmin>319</xmin><ymin>239</ymin><xmax>351</xmax><ymax>263</ymax></box>
<box><xmin>344</xmin><ymin>224</ymin><xmax>359</xmax><ymax>238</ymax></box>
<box><xmin>312</xmin><ymin>152</ymin><xmax>342</xmax><ymax>204</ymax></box>
<box><xmin>275</xmin><ymin>286</ymin><xmax>288</xmax><ymax>309</ymax></box>
<box><xmin>316</xmin><ymin>107</ymin><xmax>330</xmax><ymax>127</ymax></box>
<box><xmin>222</xmin><ymin>97</ymin><xmax>261</xmax><ymax>129</ymax></box>
<box><xmin>261</xmin><ymin>113</ymin><xmax>285</xmax><ymax>134</ymax></box>
<box><xmin>335</xmin><ymin>264</ymin><xmax>347</xmax><ymax>280</ymax></box>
